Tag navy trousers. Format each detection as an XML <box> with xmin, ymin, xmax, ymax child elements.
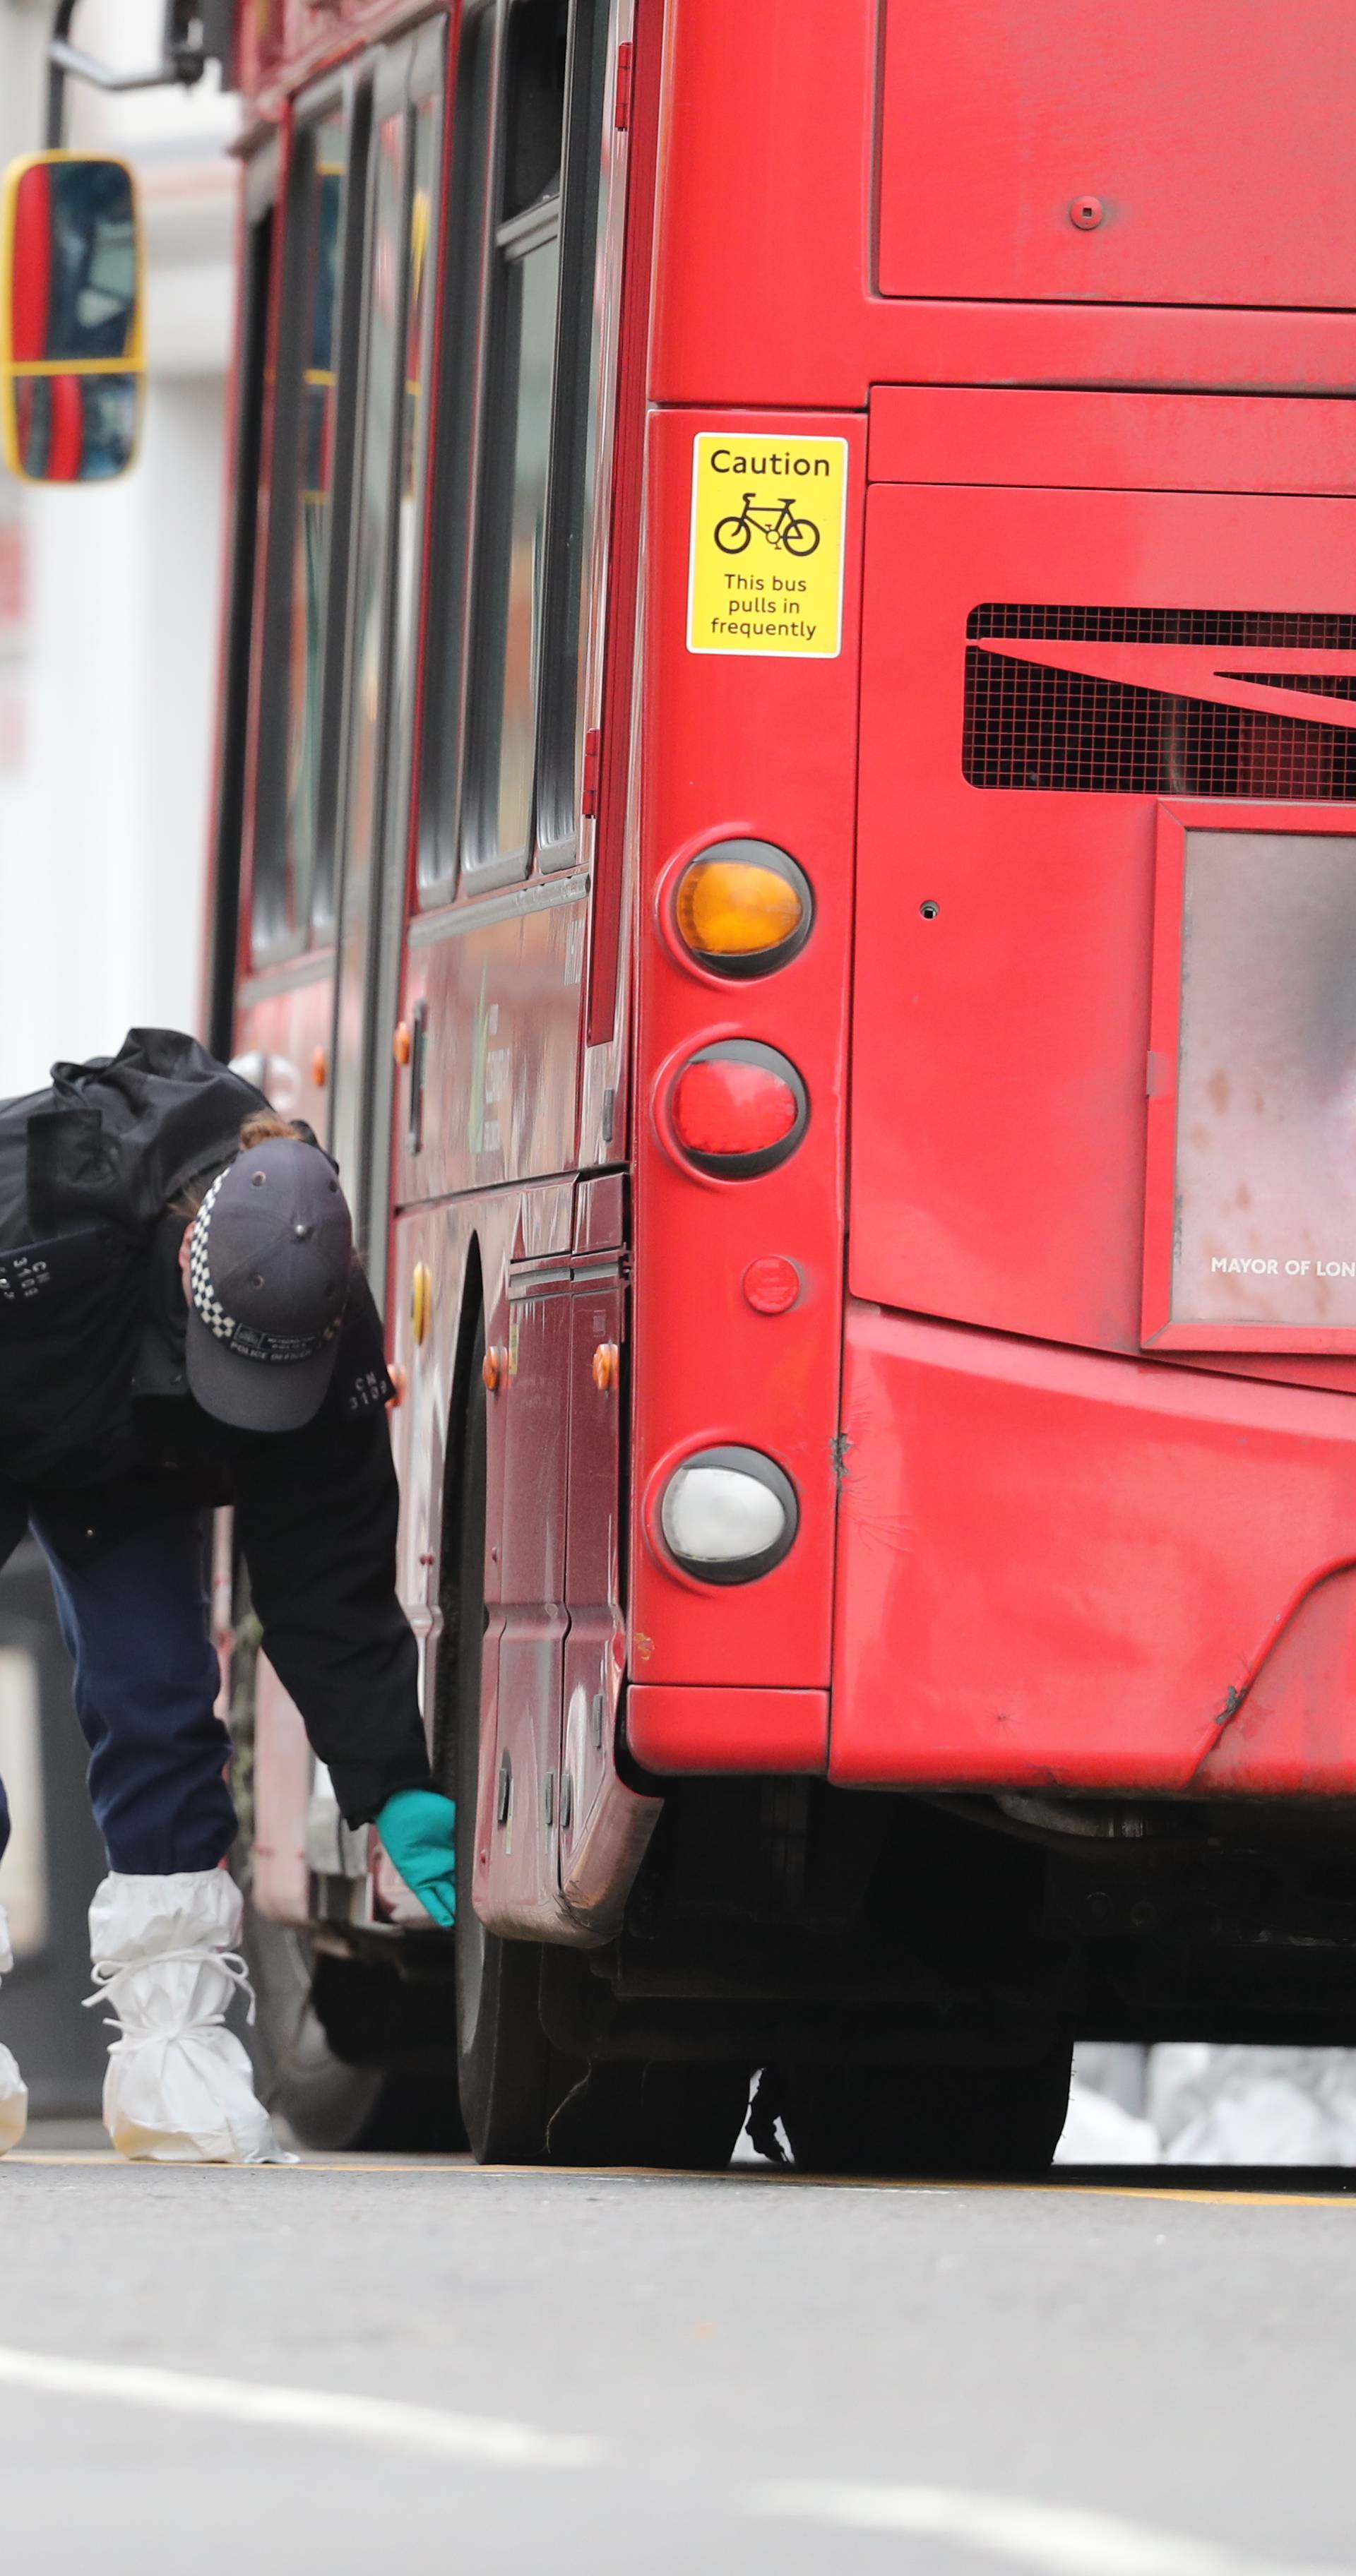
<box><xmin>0</xmin><ymin>1513</ymin><xmax>237</xmax><ymax>1878</ymax></box>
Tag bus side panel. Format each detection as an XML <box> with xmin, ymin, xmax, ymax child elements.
<box><xmin>626</xmin><ymin>407</ymin><xmax>865</xmax><ymax>1711</ymax></box>
<box><xmin>487</xmin><ymin>1254</ymin><xmax>573</xmax><ymax>1925</ymax></box>
<box><xmin>851</xmin><ymin>472</ymin><xmax>1356</xmax><ymax>1365</ymax></box>
<box><xmin>650</xmin><ymin>0</ymin><xmax>1356</xmax><ymax>411</ymax></box>
<box><xmin>392</xmin><ymin>894</ymin><xmax>588</xmax><ymax>1210</ymax></box>
<box><xmin>1196</xmin><ymin>1567</ymin><xmax>1356</xmax><ymax>1796</ymax></box>
<box><xmin>832</xmin><ymin>1299</ymin><xmax>1356</xmax><ymax>1794</ymax></box>
<box><xmin>559</xmin><ymin>1248</ymin><xmax>659</xmax><ymax>1934</ymax></box>
<box><xmin>653</xmin><ymin>0</ymin><xmax>878</xmax><ymax>410</ymax></box>
<box><xmin>231</xmin><ymin>969</ymin><xmax>335</xmax><ymax>1149</ymax></box>
<box><xmin>388</xmin><ymin>1185</ymin><xmax>658</xmax><ymax>1945</ymax></box>
<box><xmin>877</xmin><ymin>1</ymin><xmax>1356</xmax><ymax>311</ymax></box>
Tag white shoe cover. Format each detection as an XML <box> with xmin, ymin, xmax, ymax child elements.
<box><xmin>0</xmin><ymin>1904</ymin><xmax>28</xmax><ymax>2154</ymax></box>
<box><xmin>87</xmin><ymin>1871</ymin><xmax>294</xmax><ymax>2164</ymax></box>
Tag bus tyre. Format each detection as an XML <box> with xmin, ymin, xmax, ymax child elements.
<box><xmin>547</xmin><ymin>2058</ymin><xmax>751</xmax><ymax>2171</ymax></box>
<box><xmin>441</xmin><ymin>1330</ymin><xmax>563</xmax><ymax>2164</ymax></box>
<box><xmin>773</xmin><ymin>2042</ymin><xmax>1074</xmax><ymax>2180</ymax></box>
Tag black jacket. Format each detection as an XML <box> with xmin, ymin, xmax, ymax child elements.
<box><xmin>0</xmin><ymin>1031</ymin><xmax>432</xmax><ymax>1823</ymax></box>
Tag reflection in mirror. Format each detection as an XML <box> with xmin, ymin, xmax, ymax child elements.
<box><xmin>7</xmin><ymin>157</ymin><xmax>138</xmax><ymax>366</ymax></box>
<box><xmin>4</xmin><ymin>369</ymin><xmax>137</xmax><ymax>482</ymax></box>
<box><xmin>1</xmin><ymin>154</ymin><xmax>142</xmax><ymax>483</ymax></box>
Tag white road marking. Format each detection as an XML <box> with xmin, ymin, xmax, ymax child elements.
<box><xmin>0</xmin><ymin>2344</ymin><xmax>602</xmax><ymax>2471</ymax></box>
<box><xmin>0</xmin><ymin>2344</ymin><xmax>1347</xmax><ymax>2566</ymax></box>
<box><xmin>751</xmin><ymin>2482</ymin><xmax>1352</xmax><ymax>2576</ymax></box>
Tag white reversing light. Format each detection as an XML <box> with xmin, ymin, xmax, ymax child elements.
<box><xmin>659</xmin><ymin>1447</ymin><xmax>798</xmax><ymax>1585</ymax></box>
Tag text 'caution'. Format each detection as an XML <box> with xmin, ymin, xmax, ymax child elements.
<box><xmin>687</xmin><ymin>434</ymin><xmax>848</xmax><ymax>660</ymax></box>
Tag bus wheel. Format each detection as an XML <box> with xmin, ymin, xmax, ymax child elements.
<box><xmin>243</xmin><ymin>1914</ymin><xmax>462</xmax><ymax>2151</ymax></box>
<box><xmin>773</xmin><ymin>2044</ymin><xmax>1074</xmax><ymax>2179</ymax></box>
<box><xmin>440</xmin><ymin>1330</ymin><xmax>560</xmax><ymax>2164</ymax></box>
<box><xmin>547</xmin><ymin>2058</ymin><xmax>751</xmax><ymax>2171</ymax></box>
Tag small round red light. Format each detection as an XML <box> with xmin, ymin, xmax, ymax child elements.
<box><xmin>664</xmin><ymin>1040</ymin><xmax>809</xmax><ymax>1179</ymax></box>
<box><xmin>672</xmin><ymin>1057</ymin><xmax>797</xmax><ymax>1159</ymax></box>
<box><xmin>743</xmin><ymin>1256</ymin><xmax>801</xmax><ymax>1316</ymax></box>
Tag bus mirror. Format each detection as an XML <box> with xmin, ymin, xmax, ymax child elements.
<box><xmin>0</xmin><ymin>153</ymin><xmax>143</xmax><ymax>483</ymax></box>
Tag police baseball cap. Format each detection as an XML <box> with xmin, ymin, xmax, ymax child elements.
<box><xmin>184</xmin><ymin>1138</ymin><xmax>353</xmax><ymax>1433</ymax></box>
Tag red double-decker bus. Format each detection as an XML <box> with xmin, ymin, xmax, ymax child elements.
<box><xmin>204</xmin><ymin>0</ymin><xmax>1356</xmax><ymax>2171</ymax></box>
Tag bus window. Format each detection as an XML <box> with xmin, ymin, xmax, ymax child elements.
<box><xmin>503</xmin><ymin>0</ymin><xmax>569</xmax><ymax>215</ymax></box>
<box><xmin>533</xmin><ymin>0</ymin><xmax>609</xmax><ymax>863</ymax></box>
<box><xmin>489</xmin><ymin>227</ymin><xmax>560</xmax><ymax>869</ymax></box>
<box><xmin>329</xmin><ymin>36</ymin><xmax>446</xmax><ymax>1279</ymax></box>
<box><xmin>209</xmin><ymin>148</ymin><xmax>275</xmax><ymax>1054</ymax></box>
<box><xmin>465</xmin><ymin>0</ymin><xmax>569</xmax><ymax>882</ymax></box>
<box><xmin>457</xmin><ymin>0</ymin><xmax>614</xmax><ymax>886</ymax></box>
<box><xmin>385</xmin><ymin>85</ymin><xmax>444</xmax><ymax>876</ymax></box>
<box><xmin>415</xmin><ymin>7</ymin><xmax>494</xmax><ymax>902</ymax></box>
<box><xmin>417</xmin><ymin>0</ymin><xmax>612</xmax><ymax>901</ymax></box>
<box><xmin>329</xmin><ymin>105</ymin><xmax>409</xmax><ymax>1228</ymax></box>
<box><xmin>252</xmin><ymin>107</ymin><xmax>352</xmax><ymax>953</ymax></box>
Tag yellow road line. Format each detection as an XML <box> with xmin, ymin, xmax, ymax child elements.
<box><xmin>8</xmin><ymin>2151</ymin><xmax>120</xmax><ymax>2166</ymax></box>
<box><xmin>1052</xmin><ymin>2180</ymin><xmax>1356</xmax><ymax>2208</ymax></box>
<box><xmin>7</xmin><ymin>2149</ymin><xmax>1356</xmax><ymax>2202</ymax></box>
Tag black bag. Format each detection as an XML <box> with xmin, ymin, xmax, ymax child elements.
<box><xmin>0</xmin><ymin>1030</ymin><xmax>266</xmax><ymax>1489</ymax></box>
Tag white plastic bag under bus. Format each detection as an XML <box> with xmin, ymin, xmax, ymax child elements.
<box><xmin>0</xmin><ymin>1901</ymin><xmax>28</xmax><ymax>2153</ymax></box>
<box><xmin>1149</xmin><ymin>2042</ymin><xmax>1356</xmax><ymax>2166</ymax></box>
<box><xmin>87</xmin><ymin>1871</ymin><xmax>294</xmax><ymax>2164</ymax></box>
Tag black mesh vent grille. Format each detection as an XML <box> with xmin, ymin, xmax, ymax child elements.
<box><xmin>964</xmin><ymin>606</ymin><xmax>1356</xmax><ymax>798</ymax></box>
<box><xmin>1220</xmin><ymin>671</ymin><xmax>1356</xmax><ymax>700</ymax></box>
<box><xmin>968</xmin><ymin>605</ymin><xmax>1356</xmax><ymax>649</ymax></box>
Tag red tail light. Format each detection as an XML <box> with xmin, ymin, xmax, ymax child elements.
<box><xmin>667</xmin><ymin>1042</ymin><xmax>808</xmax><ymax>1178</ymax></box>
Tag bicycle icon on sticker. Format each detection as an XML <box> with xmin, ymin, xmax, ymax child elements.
<box><xmin>713</xmin><ymin>491</ymin><xmax>821</xmax><ymax>557</ymax></box>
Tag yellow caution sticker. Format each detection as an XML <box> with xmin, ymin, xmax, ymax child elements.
<box><xmin>686</xmin><ymin>433</ymin><xmax>848</xmax><ymax>659</ymax></box>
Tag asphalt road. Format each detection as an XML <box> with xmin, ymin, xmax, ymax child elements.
<box><xmin>2</xmin><ymin>2134</ymin><xmax>1355</xmax><ymax>2576</ymax></box>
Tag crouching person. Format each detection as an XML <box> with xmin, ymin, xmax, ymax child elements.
<box><xmin>0</xmin><ymin>1030</ymin><xmax>456</xmax><ymax>2161</ymax></box>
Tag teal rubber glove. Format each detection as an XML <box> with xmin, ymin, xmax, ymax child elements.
<box><xmin>376</xmin><ymin>1788</ymin><xmax>457</xmax><ymax>1928</ymax></box>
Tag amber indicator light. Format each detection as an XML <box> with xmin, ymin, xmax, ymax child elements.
<box><xmin>674</xmin><ymin>839</ymin><xmax>812</xmax><ymax>978</ymax></box>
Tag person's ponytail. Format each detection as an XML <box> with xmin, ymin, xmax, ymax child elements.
<box><xmin>173</xmin><ymin>1111</ymin><xmax>309</xmax><ymax>1218</ymax></box>
<box><xmin>237</xmin><ymin>1111</ymin><xmax>307</xmax><ymax>1151</ymax></box>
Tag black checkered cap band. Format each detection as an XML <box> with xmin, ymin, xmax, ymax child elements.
<box><xmin>189</xmin><ymin>1169</ymin><xmax>343</xmax><ymax>1368</ymax></box>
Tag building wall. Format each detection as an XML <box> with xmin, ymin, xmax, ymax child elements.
<box><xmin>0</xmin><ymin>0</ymin><xmax>241</xmax><ymax>2110</ymax></box>
<box><xmin>0</xmin><ymin>0</ymin><xmax>239</xmax><ymax>1097</ymax></box>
